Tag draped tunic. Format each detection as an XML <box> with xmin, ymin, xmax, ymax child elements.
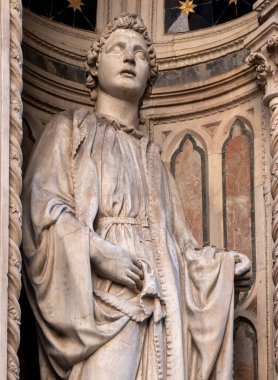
<box><xmin>22</xmin><ymin>108</ymin><xmax>237</xmax><ymax>380</ymax></box>
<box><xmin>92</xmin><ymin>116</ymin><xmax>164</xmax><ymax>324</ymax></box>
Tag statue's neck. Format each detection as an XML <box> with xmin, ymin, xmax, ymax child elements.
<box><xmin>95</xmin><ymin>89</ymin><xmax>140</xmax><ymax>128</ymax></box>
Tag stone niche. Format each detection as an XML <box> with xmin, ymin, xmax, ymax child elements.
<box><xmin>1</xmin><ymin>0</ymin><xmax>275</xmax><ymax>379</ymax></box>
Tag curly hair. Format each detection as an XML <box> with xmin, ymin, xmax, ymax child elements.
<box><xmin>85</xmin><ymin>13</ymin><xmax>158</xmax><ymax>110</ymax></box>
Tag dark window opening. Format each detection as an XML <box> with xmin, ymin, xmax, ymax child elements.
<box><xmin>22</xmin><ymin>0</ymin><xmax>97</xmax><ymax>31</ymax></box>
<box><xmin>165</xmin><ymin>0</ymin><xmax>256</xmax><ymax>33</ymax></box>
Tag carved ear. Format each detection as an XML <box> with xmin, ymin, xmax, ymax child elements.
<box><xmin>90</xmin><ymin>89</ymin><xmax>98</xmax><ymax>102</ymax></box>
<box><xmin>86</xmin><ymin>49</ymin><xmax>98</xmax><ymax>65</ymax></box>
<box><xmin>91</xmin><ymin>68</ymin><xmax>98</xmax><ymax>77</ymax></box>
<box><xmin>145</xmin><ymin>83</ymin><xmax>152</xmax><ymax>98</ymax></box>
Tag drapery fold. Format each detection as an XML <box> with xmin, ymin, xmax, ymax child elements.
<box><xmin>23</xmin><ymin>108</ymin><xmax>237</xmax><ymax>379</ymax></box>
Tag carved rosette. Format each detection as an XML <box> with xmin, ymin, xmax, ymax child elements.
<box><xmin>246</xmin><ymin>37</ymin><xmax>278</xmax><ymax>373</ymax></box>
<box><xmin>7</xmin><ymin>1</ymin><xmax>23</xmax><ymax>379</ymax></box>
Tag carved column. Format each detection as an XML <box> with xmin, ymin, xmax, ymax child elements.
<box><xmin>0</xmin><ymin>0</ymin><xmax>22</xmax><ymax>379</ymax></box>
<box><xmin>270</xmin><ymin>92</ymin><xmax>278</xmax><ymax>371</ymax></box>
<box><xmin>265</xmin><ymin>51</ymin><xmax>278</xmax><ymax>374</ymax></box>
<box><xmin>0</xmin><ymin>0</ymin><xmax>11</xmax><ymax>377</ymax></box>
<box><xmin>8</xmin><ymin>0</ymin><xmax>23</xmax><ymax>379</ymax></box>
<box><xmin>246</xmin><ymin>16</ymin><xmax>278</xmax><ymax>373</ymax></box>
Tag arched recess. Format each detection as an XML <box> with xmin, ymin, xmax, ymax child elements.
<box><xmin>222</xmin><ymin>118</ymin><xmax>255</xmax><ymax>272</ymax></box>
<box><xmin>171</xmin><ymin>134</ymin><xmax>207</xmax><ymax>245</ymax></box>
<box><xmin>234</xmin><ymin>317</ymin><xmax>258</xmax><ymax>379</ymax></box>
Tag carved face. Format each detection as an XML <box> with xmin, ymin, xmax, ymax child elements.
<box><xmin>97</xmin><ymin>29</ymin><xmax>150</xmax><ymax>102</ymax></box>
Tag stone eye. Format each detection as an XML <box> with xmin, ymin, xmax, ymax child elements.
<box><xmin>135</xmin><ymin>50</ymin><xmax>147</xmax><ymax>60</ymax></box>
<box><xmin>110</xmin><ymin>44</ymin><xmax>123</xmax><ymax>53</ymax></box>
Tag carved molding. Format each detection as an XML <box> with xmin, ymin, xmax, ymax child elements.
<box><xmin>260</xmin><ymin>102</ymin><xmax>273</xmax><ymax>375</ymax></box>
<box><xmin>148</xmin><ymin>89</ymin><xmax>258</xmax><ymax>125</ymax></box>
<box><xmin>267</xmin><ymin>35</ymin><xmax>278</xmax><ymax>68</ymax></box>
<box><xmin>23</xmin><ymin>29</ymin><xmax>87</xmax><ymax>64</ymax></box>
<box><xmin>22</xmin><ymin>9</ymin><xmax>94</xmax><ymax>68</ymax></box>
<box><xmin>22</xmin><ymin>92</ymin><xmax>64</xmax><ymax>116</ymax></box>
<box><xmin>254</xmin><ymin>0</ymin><xmax>278</xmax><ymax>22</ymax></box>
<box><xmin>246</xmin><ymin>27</ymin><xmax>278</xmax><ymax>374</ymax></box>
<box><xmin>22</xmin><ymin>48</ymin><xmax>257</xmax><ymax>124</ymax></box>
<box><xmin>22</xmin><ymin>8</ymin><xmax>258</xmax><ymax>71</ymax></box>
<box><xmin>246</xmin><ymin>34</ymin><xmax>278</xmax><ymax>99</ymax></box>
<box><xmin>153</xmin><ymin>6</ymin><xmax>258</xmax><ymax>70</ymax></box>
<box><xmin>157</xmin><ymin>38</ymin><xmax>247</xmax><ymax>71</ymax></box>
<box><xmin>7</xmin><ymin>0</ymin><xmax>23</xmax><ymax>379</ymax></box>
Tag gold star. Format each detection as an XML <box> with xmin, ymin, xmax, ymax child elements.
<box><xmin>229</xmin><ymin>0</ymin><xmax>238</xmax><ymax>4</ymax></box>
<box><xmin>178</xmin><ymin>0</ymin><xmax>197</xmax><ymax>16</ymax></box>
<box><xmin>67</xmin><ymin>0</ymin><xmax>84</xmax><ymax>12</ymax></box>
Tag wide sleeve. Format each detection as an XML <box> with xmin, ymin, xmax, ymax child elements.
<box><xmin>22</xmin><ymin>112</ymin><xmax>128</xmax><ymax>379</ymax></box>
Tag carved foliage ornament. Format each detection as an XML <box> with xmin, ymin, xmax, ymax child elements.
<box><xmin>245</xmin><ymin>35</ymin><xmax>278</xmax><ymax>92</ymax></box>
<box><xmin>245</xmin><ymin>52</ymin><xmax>272</xmax><ymax>88</ymax></box>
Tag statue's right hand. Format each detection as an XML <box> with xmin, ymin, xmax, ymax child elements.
<box><xmin>91</xmin><ymin>246</ymin><xmax>144</xmax><ymax>293</ymax></box>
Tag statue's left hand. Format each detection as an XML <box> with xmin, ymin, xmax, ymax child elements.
<box><xmin>233</xmin><ymin>252</ymin><xmax>253</xmax><ymax>292</ymax></box>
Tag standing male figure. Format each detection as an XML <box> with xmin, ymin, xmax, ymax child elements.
<box><xmin>22</xmin><ymin>13</ymin><xmax>252</xmax><ymax>380</ymax></box>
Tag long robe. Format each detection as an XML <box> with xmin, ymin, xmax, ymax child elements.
<box><xmin>22</xmin><ymin>108</ymin><xmax>236</xmax><ymax>380</ymax></box>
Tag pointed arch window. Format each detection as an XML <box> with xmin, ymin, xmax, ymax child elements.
<box><xmin>234</xmin><ymin>317</ymin><xmax>258</xmax><ymax>379</ymax></box>
<box><xmin>222</xmin><ymin>119</ymin><xmax>255</xmax><ymax>268</ymax></box>
<box><xmin>171</xmin><ymin>134</ymin><xmax>207</xmax><ymax>245</ymax></box>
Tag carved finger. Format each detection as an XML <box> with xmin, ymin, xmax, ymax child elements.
<box><xmin>235</xmin><ymin>286</ymin><xmax>252</xmax><ymax>293</ymax></box>
<box><xmin>235</xmin><ymin>280</ymin><xmax>252</xmax><ymax>290</ymax></box>
<box><xmin>235</xmin><ymin>275</ymin><xmax>253</xmax><ymax>282</ymax></box>
<box><xmin>132</xmin><ymin>258</ymin><xmax>143</xmax><ymax>270</ymax></box>
<box><xmin>235</xmin><ymin>271</ymin><xmax>253</xmax><ymax>280</ymax></box>
<box><xmin>235</xmin><ymin>280</ymin><xmax>253</xmax><ymax>288</ymax></box>
<box><xmin>131</xmin><ymin>264</ymin><xmax>144</xmax><ymax>279</ymax></box>
<box><xmin>127</xmin><ymin>271</ymin><xmax>143</xmax><ymax>291</ymax></box>
<box><xmin>124</xmin><ymin>277</ymin><xmax>139</xmax><ymax>293</ymax></box>
<box><xmin>234</xmin><ymin>255</ymin><xmax>251</xmax><ymax>276</ymax></box>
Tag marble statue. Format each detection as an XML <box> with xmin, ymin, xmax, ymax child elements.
<box><xmin>22</xmin><ymin>13</ymin><xmax>252</xmax><ymax>380</ymax></box>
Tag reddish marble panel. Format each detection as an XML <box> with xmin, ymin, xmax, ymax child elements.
<box><xmin>234</xmin><ymin>320</ymin><xmax>257</xmax><ymax>379</ymax></box>
<box><xmin>174</xmin><ymin>139</ymin><xmax>204</xmax><ymax>245</ymax></box>
<box><xmin>224</xmin><ymin>128</ymin><xmax>253</xmax><ymax>262</ymax></box>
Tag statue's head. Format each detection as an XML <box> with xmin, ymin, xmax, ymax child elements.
<box><xmin>85</xmin><ymin>13</ymin><xmax>158</xmax><ymax>108</ymax></box>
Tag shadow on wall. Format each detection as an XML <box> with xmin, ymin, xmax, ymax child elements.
<box><xmin>19</xmin><ymin>115</ymin><xmax>41</xmax><ymax>379</ymax></box>
<box><xmin>18</xmin><ymin>284</ymin><xmax>40</xmax><ymax>379</ymax></box>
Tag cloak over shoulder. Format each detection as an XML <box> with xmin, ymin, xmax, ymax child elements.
<box><xmin>23</xmin><ymin>108</ymin><xmax>236</xmax><ymax>380</ymax></box>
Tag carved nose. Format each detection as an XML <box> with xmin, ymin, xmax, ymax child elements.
<box><xmin>123</xmin><ymin>49</ymin><xmax>136</xmax><ymax>65</ymax></box>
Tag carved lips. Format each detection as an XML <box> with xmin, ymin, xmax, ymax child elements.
<box><xmin>120</xmin><ymin>68</ymin><xmax>136</xmax><ymax>78</ymax></box>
